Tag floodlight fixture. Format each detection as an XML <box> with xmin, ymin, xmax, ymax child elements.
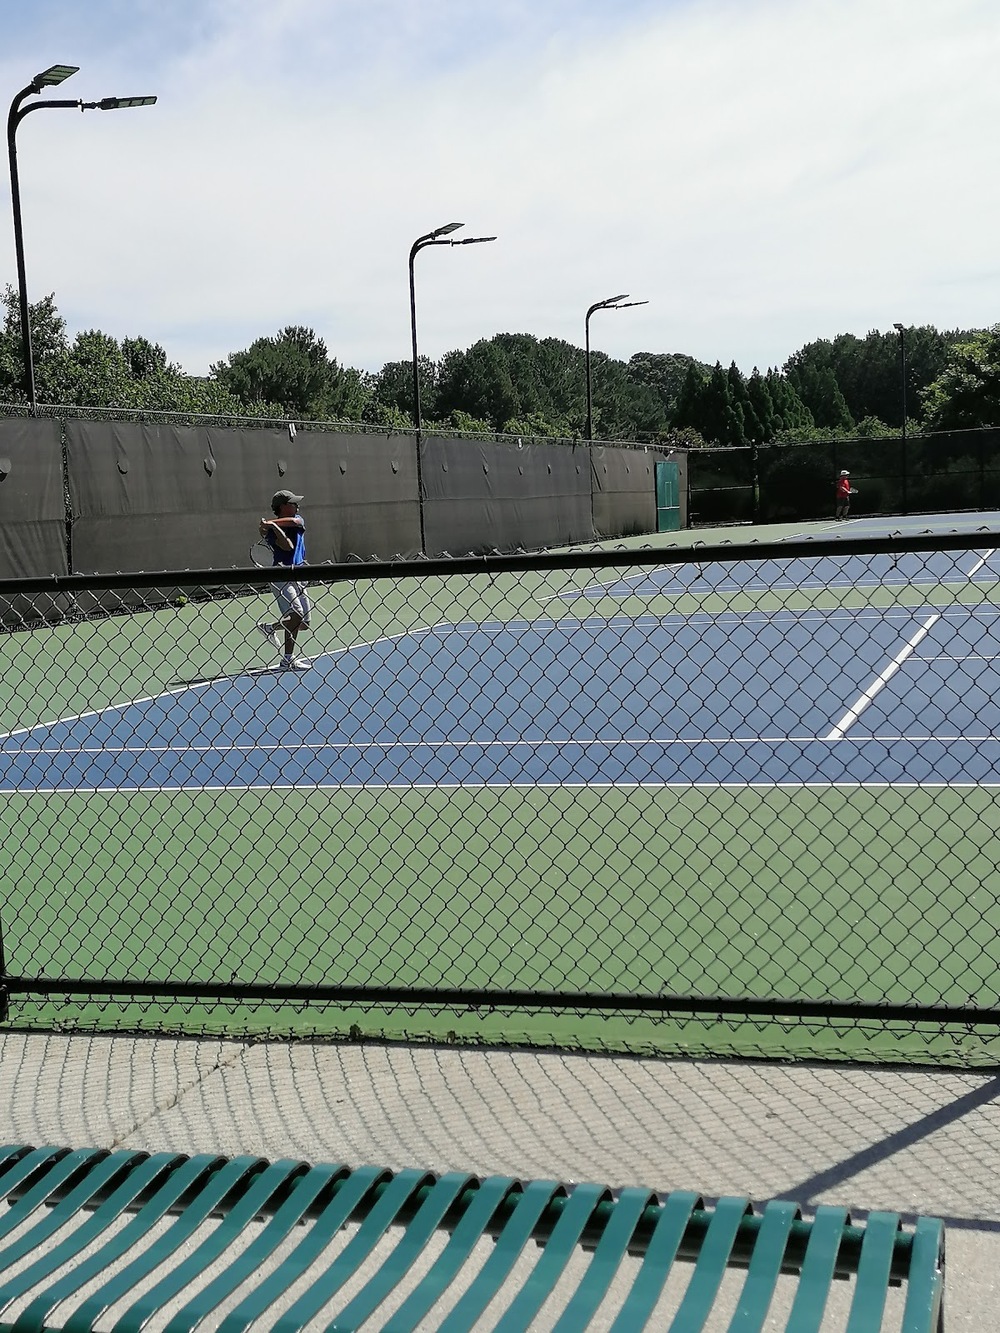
<box><xmin>93</xmin><ymin>95</ymin><xmax>157</xmax><ymax>110</ymax></box>
<box><xmin>34</xmin><ymin>65</ymin><xmax>79</xmax><ymax>89</ymax></box>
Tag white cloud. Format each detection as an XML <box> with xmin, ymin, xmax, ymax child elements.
<box><xmin>2</xmin><ymin>0</ymin><xmax>998</xmax><ymax>376</ymax></box>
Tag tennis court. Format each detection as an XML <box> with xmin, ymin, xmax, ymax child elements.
<box><xmin>2</xmin><ymin>519</ymin><xmax>1000</xmax><ymax>1065</ymax></box>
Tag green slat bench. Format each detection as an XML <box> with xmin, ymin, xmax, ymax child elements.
<box><xmin>0</xmin><ymin>1145</ymin><xmax>944</xmax><ymax>1332</ymax></box>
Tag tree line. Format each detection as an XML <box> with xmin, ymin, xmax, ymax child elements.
<box><xmin>2</xmin><ymin>285</ymin><xmax>999</xmax><ymax>444</ymax></box>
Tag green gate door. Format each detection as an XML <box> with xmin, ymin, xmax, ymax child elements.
<box><xmin>655</xmin><ymin>460</ymin><xmax>680</xmax><ymax>531</ymax></box>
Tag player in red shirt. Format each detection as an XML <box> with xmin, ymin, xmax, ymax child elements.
<box><xmin>835</xmin><ymin>470</ymin><xmax>857</xmax><ymax>521</ymax></box>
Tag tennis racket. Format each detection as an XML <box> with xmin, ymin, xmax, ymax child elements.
<box><xmin>249</xmin><ymin>539</ymin><xmax>273</xmax><ymax>568</ymax></box>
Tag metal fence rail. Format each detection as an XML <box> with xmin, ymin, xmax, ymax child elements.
<box><xmin>2</xmin><ymin>535</ymin><xmax>1000</xmax><ymax>1065</ymax></box>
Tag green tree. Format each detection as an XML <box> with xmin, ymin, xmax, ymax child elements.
<box><xmin>435</xmin><ymin>339</ymin><xmax>519</xmax><ymax>429</ymax></box>
<box><xmin>626</xmin><ymin>351</ymin><xmax>705</xmax><ymax>418</ymax></box>
<box><xmin>365</xmin><ymin>357</ymin><xmax>438</xmax><ymax>424</ymax></box>
<box><xmin>922</xmin><ymin>326</ymin><xmax>1000</xmax><ymax>431</ymax></box>
<box><xmin>766</xmin><ymin>369</ymin><xmax>814</xmax><ymax>435</ymax></box>
<box><xmin>745</xmin><ymin>368</ymin><xmax>776</xmax><ymax>441</ymax></box>
<box><xmin>672</xmin><ymin>362</ymin><xmax>709</xmax><ymax>433</ymax></box>
<box><xmin>0</xmin><ymin>286</ymin><xmax>69</xmax><ymax>403</ymax></box>
<box><xmin>211</xmin><ymin>326</ymin><xmax>367</xmax><ymax>420</ymax></box>
<box><xmin>785</xmin><ymin>358</ymin><xmax>854</xmax><ymax>430</ymax></box>
<box><xmin>784</xmin><ymin>326</ymin><xmax>961</xmax><ymax>430</ymax></box>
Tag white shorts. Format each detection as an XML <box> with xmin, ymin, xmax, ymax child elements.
<box><xmin>271</xmin><ymin>579</ymin><xmax>311</xmax><ymax>626</ymax></box>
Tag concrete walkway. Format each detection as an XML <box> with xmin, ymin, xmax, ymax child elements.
<box><xmin>0</xmin><ymin>1032</ymin><xmax>993</xmax><ymax>1327</ymax></box>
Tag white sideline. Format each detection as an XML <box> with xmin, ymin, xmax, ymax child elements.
<box><xmin>825</xmin><ymin>613</ymin><xmax>941</xmax><ymax>740</ymax></box>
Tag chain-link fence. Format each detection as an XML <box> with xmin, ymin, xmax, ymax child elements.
<box><xmin>688</xmin><ymin>427</ymin><xmax>1000</xmax><ymax>525</ymax></box>
<box><xmin>2</xmin><ymin>533</ymin><xmax>1000</xmax><ymax>1065</ymax></box>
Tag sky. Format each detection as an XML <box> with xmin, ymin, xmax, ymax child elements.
<box><xmin>2</xmin><ymin>0</ymin><xmax>998</xmax><ymax>380</ymax></box>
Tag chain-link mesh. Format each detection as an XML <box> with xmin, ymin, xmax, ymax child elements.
<box><xmin>688</xmin><ymin>427</ymin><xmax>1000</xmax><ymax>525</ymax></box>
<box><xmin>2</xmin><ymin>533</ymin><xmax>1000</xmax><ymax>1065</ymax></box>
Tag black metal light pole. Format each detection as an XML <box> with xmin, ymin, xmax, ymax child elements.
<box><xmin>893</xmin><ymin>322</ymin><xmax>910</xmax><ymax>512</ymax></box>
<box><xmin>893</xmin><ymin>322</ymin><xmax>908</xmax><ymax>442</ymax></box>
<box><xmin>585</xmin><ymin>294</ymin><xmax>648</xmax><ymax>440</ymax></box>
<box><xmin>408</xmin><ymin>221</ymin><xmax>496</xmax><ymax>436</ymax></box>
<box><xmin>408</xmin><ymin>221</ymin><xmax>496</xmax><ymax>554</ymax></box>
<box><xmin>7</xmin><ymin>66</ymin><xmax>156</xmax><ymax>413</ymax></box>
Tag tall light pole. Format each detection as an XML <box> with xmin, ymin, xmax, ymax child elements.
<box><xmin>896</xmin><ymin>319</ymin><xmax>912</xmax><ymax>511</ymax></box>
<box><xmin>408</xmin><ymin>221</ymin><xmax>496</xmax><ymax>436</ymax></box>
<box><xmin>893</xmin><ymin>322</ymin><xmax>908</xmax><ymax>443</ymax></box>
<box><xmin>8</xmin><ymin>65</ymin><xmax>156</xmax><ymax>413</ymax></box>
<box><xmin>585</xmin><ymin>294</ymin><xmax>648</xmax><ymax>441</ymax></box>
<box><xmin>408</xmin><ymin>221</ymin><xmax>496</xmax><ymax>555</ymax></box>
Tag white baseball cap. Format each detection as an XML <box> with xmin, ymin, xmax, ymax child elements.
<box><xmin>840</xmin><ymin>470</ymin><xmax>850</xmax><ymax>476</ymax></box>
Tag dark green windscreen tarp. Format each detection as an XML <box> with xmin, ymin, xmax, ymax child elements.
<box><xmin>421</xmin><ymin>436</ymin><xmax>592</xmax><ymax>554</ymax></box>
<box><xmin>0</xmin><ymin>417</ymin><xmax>67</xmax><ymax>579</ymax></box>
<box><xmin>592</xmin><ymin>445</ymin><xmax>665</xmax><ymax>539</ymax></box>
<box><xmin>66</xmin><ymin>422</ymin><xmax>421</xmax><ymax>572</ymax></box>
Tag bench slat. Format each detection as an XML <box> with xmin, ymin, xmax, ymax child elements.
<box><xmin>666</xmin><ymin>1196</ymin><xmax>754</xmax><ymax>1330</ymax></box>
<box><xmin>607</xmin><ymin>1191</ymin><xmax>702</xmax><ymax>1332</ymax></box>
<box><xmin>727</xmin><ymin>1199</ymin><xmax>802</xmax><ymax>1331</ymax></box>
<box><xmin>312</xmin><ymin>1171</ymin><xmax>475</xmax><ymax>1331</ymax></box>
<box><xmin>785</xmin><ymin>1205</ymin><xmax>852</xmax><ymax>1333</ymax></box>
<box><xmin>551</xmin><ymin>1187</ymin><xmax>658</xmax><ymax>1333</ymax></box>
<box><xmin>379</xmin><ymin>1175</ymin><xmax>517</xmax><ymax>1332</ymax></box>
<box><xmin>492</xmin><ymin>1181</ymin><xmax>609</xmax><ymax>1332</ymax></box>
<box><xmin>900</xmin><ymin>1217</ymin><xmax>945</xmax><ymax>1333</ymax></box>
<box><xmin>438</xmin><ymin>1178</ymin><xmax>564</xmax><ymax>1332</ymax></box>
<box><xmin>847</xmin><ymin>1212</ymin><xmax>905</xmax><ymax>1333</ymax></box>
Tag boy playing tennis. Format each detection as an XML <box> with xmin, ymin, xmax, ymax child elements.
<box><xmin>256</xmin><ymin>489</ymin><xmax>312</xmax><ymax>671</ymax></box>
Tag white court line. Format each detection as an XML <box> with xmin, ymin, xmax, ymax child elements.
<box><xmin>967</xmin><ymin>549</ymin><xmax>996</xmax><ymax>578</ymax></box>
<box><xmin>10</xmin><ymin>730</ymin><xmax>1000</xmax><ymax>758</ymax></box>
<box><xmin>825</xmin><ymin>614</ymin><xmax>941</xmax><ymax>740</ymax></box>
<box><xmin>824</xmin><ymin>547</ymin><xmax>997</xmax><ymax>742</ymax></box>
<box><xmin>7</xmin><ymin>779</ymin><xmax>1000</xmax><ymax>795</ymax></box>
<box><xmin>0</xmin><ymin>622</ymin><xmax>442</xmax><ymax>744</ymax></box>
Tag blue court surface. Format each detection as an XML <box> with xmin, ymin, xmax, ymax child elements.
<box><xmin>572</xmin><ymin>545</ymin><xmax>997</xmax><ymax>597</ymax></box>
<box><xmin>3</xmin><ymin>538</ymin><xmax>1000</xmax><ymax>790</ymax></box>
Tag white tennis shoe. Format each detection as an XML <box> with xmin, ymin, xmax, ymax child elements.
<box><xmin>280</xmin><ymin>655</ymin><xmax>312</xmax><ymax>672</ymax></box>
<box><xmin>256</xmin><ymin>622</ymin><xmax>281</xmax><ymax>648</ymax></box>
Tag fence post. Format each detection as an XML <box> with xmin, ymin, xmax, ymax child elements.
<box><xmin>0</xmin><ymin>913</ymin><xmax>8</xmax><ymax>1022</ymax></box>
<box><xmin>60</xmin><ymin>414</ymin><xmax>73</xmax><ymax>573</ymax></box>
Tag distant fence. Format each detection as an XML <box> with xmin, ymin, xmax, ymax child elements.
<box><xmin>0</xmin><ymin>413</ymin><xmax>683</xmax><ymax>578</ymax></box>
<box><xmin>688</xmin><ymin>427</ymin><xmax>1000</xmax><ymax>525</ymax></box>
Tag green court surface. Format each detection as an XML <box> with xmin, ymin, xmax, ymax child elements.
<box><xmin>2</xmin><ymin>523</ymin><xmax>999</xmax><ymax>1067</ymax></box>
